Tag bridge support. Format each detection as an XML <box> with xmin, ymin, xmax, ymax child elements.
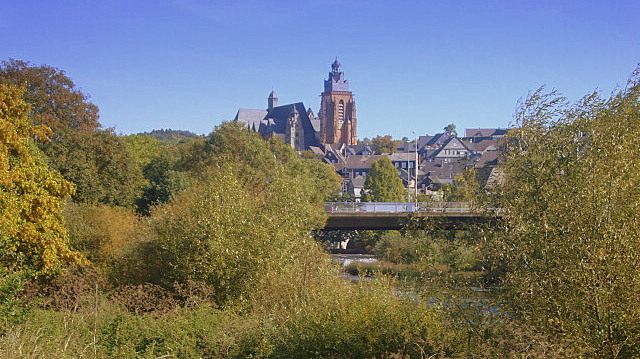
<box><xmin>324</xmin><ymin>212</ymin><xmax>498</xmax><ymax>231</ymax></box>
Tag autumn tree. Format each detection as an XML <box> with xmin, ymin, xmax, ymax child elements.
<box><xmin>496</xmin><ymin>69</ymin><xmax>640</xmax><ymax>357</ymax></box>
<box><xmin>362</xmin><ymin>157</ymin><xmax>405</xmax><ymax>202</ymax></box>
<box><xmin>0</xmin><ymin>84</ymin><xmax>85</xmax><ymax>275</ymax></box>
<box><xmin>0</xmin><ymin>59</ymin><xmax>143</xmax><ymax>206</ymax></box>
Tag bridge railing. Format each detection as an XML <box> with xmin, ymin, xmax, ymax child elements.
<box><xmin>324</xmin><ymin>202</ymin><xmax>475</xmax><ymax>214</ymax></box>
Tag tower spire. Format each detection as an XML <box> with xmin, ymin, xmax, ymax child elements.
<box><xmin>268</xmin><ymin>89</ymin><xmax>278</xmax><ymax>111</ymax></box>
<box><xmin>319</xmin><ymin>59</ymin><xmax>357</xmax><ymax>146</ymax></box>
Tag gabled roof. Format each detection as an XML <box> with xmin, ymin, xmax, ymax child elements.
<box><xmin>234</xmin><ymin>109</ymin><xmax>268</xmax><ymax>131</ymax></box>
<box><xmin>307</xmin><ymin>146</ymin><xmax>325</xmax><ymax>156</ymax></box>
<box><xmin>471</xmin><ymin>138</ymin><xmax>503</xmax><ymax>153</ymax></box>
<box><xmin>418</xmin><ymin>135</ymin><xmax>434</xmax><ymax>148</ymax></box>
<box><xmin>432</xmin><ymin>137</ymin><xmax>473</xmax><ymax>157</ymax></box>
<box><xmin>424</xmin><ymin>158</ymin><xmax>469</xmax><ymax>175</ymax></box>
<box><xmin>465</xmin><ymin>128</ymin><xmax>507</xmax><ymax>138</ymax></box>
<box><xmin>261</xmin><ymin>102</ymin><xmax>308</xmax><ymax>134</ymax></box>
<box><xmin>474</xmin><ymin>151</ymin><xmax>500</xmax><ymax>168</ymax></box>
<box><xmin>387</xmin><ymin>152</ymin><xmax>417</xmax><ymax>162</ymax></box>
<box><xmin>346</xmin><ymin>144</ymin><xmax>373</xmax><ymax>156</ymax></box>
<box><xmin>349</xmin><ymin>176</ymin><xmax>366</xmax><ymax>188</ymax></box>
<box><xmin>423</xmin><ymin>133</ymin><xmax>452</xmax><ymax>147</ymax></box>
<box><xmin>323</xmin><ymin>145</ymin><xmax>346</xmax><ymax>163</ymax></box>
<box><xmin>235</xmin><ymin>102</ymin><xmax>320</xmax><ymax>149</ymax></box>
<box><xmin>344</xmin><ymin>155</ymin><xmax>384</xmax><ymax>169</ymax></box>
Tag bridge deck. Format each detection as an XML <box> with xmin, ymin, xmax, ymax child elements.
<box><xmin>323</xmin><ymin>202</ymin><xmax>498</xmax><ymax>230</ymax></box>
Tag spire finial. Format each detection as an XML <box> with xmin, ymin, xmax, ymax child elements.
<box><xmin>331</xmin><ymin>57</ymin><xmax>341</xmax><ymax>72</ymax></box>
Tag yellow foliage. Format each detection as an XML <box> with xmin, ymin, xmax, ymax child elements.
<box><xmin>0</xmin><ymin>84</ymin><xmax>85</xmax><ymax>275</ymax></box>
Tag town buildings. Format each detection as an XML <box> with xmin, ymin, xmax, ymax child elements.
<box><xmin>233</xmin><ymin>60</ymin><xmax>505</xmax><ymax>201</ymax></box>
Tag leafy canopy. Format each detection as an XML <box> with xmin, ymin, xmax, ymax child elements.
<box><xmin>0</xmin><ymin>59</ymin><xmax>143</xmax><ymax>207</ymax></box>
<box><xmin>363</xmin><ymin>156</ymin><xmax>405</xmax><ymax>202</ymax></box>
<box><xmin>371</xmin><ymin>135</ymin><xmax>396</xmax><ymax>154</ymax></box>
<box><xmin>124</xmin><ymin>122</ymin><xmax>341</xmax><ymax>305</ymax></box>
<box><xmin>0</xmin><ymin>84</ymin><xmax>85</xmax><ymax>275</ymax></box>
<box><xmin>496</xmin><ymin>68</ymin><xmax>640</xmax><ymax>357</ymax></box>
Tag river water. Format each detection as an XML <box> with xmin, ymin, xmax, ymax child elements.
<box><xmin>330</xmin><ymin>253</ymin><xmax>501</xmax><ymax>315</ymax></box>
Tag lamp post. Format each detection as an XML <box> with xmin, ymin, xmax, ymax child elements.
<box><xmin>405</xmin><ymin>138</ymin><xmax>410</xmax><ymax>202</ymax></box>
<box><xmin>412</xmin><ymin>131</ymin><xmax>418</xmax><ymax>209</ymax></box>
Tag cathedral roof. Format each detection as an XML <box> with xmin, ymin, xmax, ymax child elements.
<box><xmin>234</xmin><ymin>109</ymin><xmax>268</xmax><ymax>131</ymax></box>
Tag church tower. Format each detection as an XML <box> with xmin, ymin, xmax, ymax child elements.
<box><xmin>268</xmin><ymin>90</ymin><xmax>278</xmax><ymax>110</ymax></box>
<box><xmin>319</xmin><ymin>58</ymin><xmax>357</xmax><ymax>146</ymax></box>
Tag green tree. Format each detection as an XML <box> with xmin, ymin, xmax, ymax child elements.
<box><xmin>0</xmin><ymin>59</ymin><xmax>143</xmax><ymax>206</ymax></box>
<box><xmin>123</xmin><ymin>122</ymin><xmax>340</xmax><ymax>305</ymax></box>
<box><xmin>371</xmin><ymin>135</ymin><xmax>396</xmax><ymax>154</ymax></box>
<box><xmin>444</xmin><ymin>169</ymin><xmax>480</xmax><ymax>202</ymax></box>
<box><xmin>136</xmin><ymin>156</ymin><xmax>191</xmax><ymax>215</ymax></box>
<box><xmin>496</xmin><ymin>70</ymin><xmax>640</xmax><ymax>357</ymax></box>
<box><xmin>0</xmin><ymin>84</ymin><xmax>85</xmax><ymax>275</ymax></box>
<box><xmin>443</xmin><ymin>123</ymin><xmax>457</xmax><ymax>137</ymax></box>
<box><xmin>122</xmin><ymin>134</ymin><xmax>160</xmax><ymax>168</ymax></box>
<box><xmin>362</xmin><ymin>157</ymin><xmax>405</xmax><ymax>202</ymax></box>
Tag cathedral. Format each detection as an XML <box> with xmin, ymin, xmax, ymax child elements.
<box><xmin>233</xmin><ymin>59</ymin><xmax>357</xmax><ymax>150</ymax></box>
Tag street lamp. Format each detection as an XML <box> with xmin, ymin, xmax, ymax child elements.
<box><xmin>412</xmin><ymin>131</ymin><xmax>418</xmax><ymax>209</ymax></box>
<box><xmin>405</xmin><ymin>138</ymin><xmax>410</xmax><ymax>202</ymax></box>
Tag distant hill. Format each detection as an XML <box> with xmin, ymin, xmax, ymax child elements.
<box><xmin>139</xmin><ymin>129</ymin><xmax>203</xmax><ymax>140</ymax></box>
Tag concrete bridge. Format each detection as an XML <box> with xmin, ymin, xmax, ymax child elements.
<box><xmin>323</xmin><ymin>202</ymin><xmax>500</xmax><ymax>230</ymax></box>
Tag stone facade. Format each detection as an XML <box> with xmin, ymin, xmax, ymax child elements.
<box><xmin>318</xmin><ymin>59</ymin><xmax>357</xmax><ymax>146</ymax></box>
<box><xmin>234</xmin><ymin>59</ymin><xmax>358</xmax><ymax>150</ymax></box>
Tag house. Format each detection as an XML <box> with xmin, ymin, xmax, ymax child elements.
<box><xmin>430</xmin><ymin>137</ymin><xmax>474</xmax><ymax>162</ymax></box>
<box><xmin>346</xmin><ymin>176</ymin><xmax>366</xmax><ymax>201</ymax></box>
<box><xmin>386</xmin><ymin>152</ymin><xmax>418</xmax><ymax>178</ymax></box>
<box><xmin>337</xmin><ymin>155</ymin><xmax>384</xmax><ymax>179</ymax></box>
<box><xmin>464</xmin><ymin>128</ymin><xmax>507</xmax><ymax>142</ymax></box>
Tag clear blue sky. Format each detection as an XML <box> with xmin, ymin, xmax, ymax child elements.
<box><xmin>2</xmin><ymin>0</ymin><xmax>638</xmax><ymax>139</ymax></box>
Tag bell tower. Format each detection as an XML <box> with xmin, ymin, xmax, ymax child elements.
<box><xmin>319</xmin><ymin>58</ymin><xmax>357</xmax><ymax>146</ymax></box>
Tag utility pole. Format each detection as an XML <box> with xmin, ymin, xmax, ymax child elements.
<box><xmin>413</xmin><ymin>131</ymin><xmax>418</xmax><ymax>209</ymax></box>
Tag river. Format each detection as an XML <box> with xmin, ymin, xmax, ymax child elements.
<box><xmin>330</xmin><ymin>253</ymin><xmax>501</xmax><ymax>316</ymax></box>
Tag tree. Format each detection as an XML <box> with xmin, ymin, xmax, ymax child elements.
<box><xmin>443</xmin><ymin>123</ymin><xmax>457</xmax><ymax>137</ymax></box>
<box><xmin>123</xmin><ymin>122</ymin><xmax>339</xmax><ymax>305</ymax></box>
<box><xmin>0</xmin><ymin>59</ymin><xmax>99</xmax><ymax>138</ymax></box>
<box><xmin>52</xmin><ymin>129</ymin><xmax>144</xmax><ymax>206</ymax></box>
<box><xmin>362</xmin><ymin>157</ymin><xmax>405</xmax><ymax>202</ymax></box>
<box><xmin>495</xmin><ymin>69</ymin><xmax>640</xmax><ymax>357</ymax></box>
<box><xmin>0</xmin><ymin>84</ymin><xmax>85</xmax><ymax>275</ymax></box>
<box><xmin>371</xmin><ymin>135</ymin><xmax>396</xmax><ymax>154</ymax></box>
<box><xmin>0</xmin><ymin>59</ymin><xmax>144</xmax><ymax>206</ymax></box>
<box><xmin>444</xmin><ymin>169</ymin><xmax>480</xmax><ymax>202</ymax></box>
<box><xmin>122</xmin><ymin>134</ymin><xmax>160</xmax><ymax>168</ymax></box>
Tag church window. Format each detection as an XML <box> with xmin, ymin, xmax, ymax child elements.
<box><xmin>337</xmin><ymin>100</ymin><xmax>345</xmax><ymax>129</ymax></box>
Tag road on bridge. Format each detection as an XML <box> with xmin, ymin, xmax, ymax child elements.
<box><xmin>323</xmin><ymin>202</ymin><xmax>500</xmax><ymax>231</ymax></box>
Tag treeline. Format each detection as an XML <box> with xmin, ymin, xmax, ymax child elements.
<box><xmin>2</xmin><ymin>58</ymin><xmax>640</xmax><ymax>358</ymax></box>
<box><xmin>0</xmin><ymin>59</ymin><xmax>459</xmax><ymax>358</ymax></box>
